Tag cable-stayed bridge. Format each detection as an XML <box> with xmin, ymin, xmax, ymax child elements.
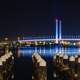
<box><xmin>19</xmin><ymin>38</ymin><xmax>80</xmax><ymax>42</ymax></box>
<box><xmin>18</xmin><ymin>19</ymin><xmax>80</xmax><ymax>43</ymax></box>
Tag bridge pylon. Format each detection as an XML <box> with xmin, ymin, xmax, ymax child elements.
<box><xmin>55</xmin><ymin>19</ymin><xmax>62</xmax><ymax>44</ymax></box>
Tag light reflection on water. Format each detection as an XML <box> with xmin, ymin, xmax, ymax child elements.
<box><xmin>17</xmin><ymin>46</ymin><xmax>80</xmax><ymax>57</ymax></box>
<box><xmin>15</xmin><ymin>46</ymin><xmax>80</xmax><ymax>80</ymax></box>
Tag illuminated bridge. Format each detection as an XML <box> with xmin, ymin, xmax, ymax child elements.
<box><xmin>19</xmin><ymin>38</ymin><xmax>80</xmax><ymax>42</ymax></box>
<box><xmin>18</xmin><ymin>19</ymin><xmax>80</xmax><ymax>43</ymax></box>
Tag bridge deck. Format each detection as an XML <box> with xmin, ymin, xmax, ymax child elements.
<box><xmin>18</xmin><ymin>38</ymin><xmax>80</xmax><ymax>42</ymax></box>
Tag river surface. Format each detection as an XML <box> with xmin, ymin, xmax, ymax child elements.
<box><xmin>14</xmin><ymin>45</ymin><xmax>80</xmax><ymax>80</ymax></box>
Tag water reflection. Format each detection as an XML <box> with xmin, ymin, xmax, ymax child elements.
<box><xmin>17</xmin><ymin>46</ymin><xmax>80</xmax><ymax>57</ymax></box>
<box><xmin>15</xmin><ymin>46</ymin><xmax>80</xmax><ymax>80</ymax></box>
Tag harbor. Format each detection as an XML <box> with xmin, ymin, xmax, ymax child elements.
<box><xmin>15</xmin><ymin>45</ymin><xmax>80</xmax><ymax>80</ymax></box>
<box><xmin>0</xmin><ymin>43</ymin><xmax>80</xmax><ymax>80</ymax></box>
<box><xmin>0</xmin><ymin>0</ymin><xmax>80</xmax><ymax>80</ymax></box>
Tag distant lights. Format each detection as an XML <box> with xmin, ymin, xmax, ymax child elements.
<box><xmin>17</xmin><ymin>37</ymin><xmax>20</xmax><ymax>40</ymax></box>
<box><xmin>60</xmin><ymin>40</ymin><xmax>64</xmax><ymax>44</ymax></box>
<box><xmin>5</xmin><ymin>37</ymin><xmax>8</xmax><ymax>41</ymax></box>
<box><xmin>39</xmin><ymin>41</ymin><xmax>42</xmax><ymax>44</ymax></box>
<box><xmin>35</xmin><ymin>41</ymin><xmax>38</xmax><ymax>45</ymax></box>
<box><xmin>77</xmin><ymin>42</ymin><xmax>80</xmax><ymax>46</ymax></box>
<box><xmin>49</xmin><ymin>42</ymin><xmax>52</xmax><ymax>45</ymax></box>
<box><xmin>73</xmin><ymin>43</ymin><xmax>76</xmax><ymax>46</ymax></box>
<box><xmin>43</xmin><ymin>41</ymin><xmax>45</xmax><ymax>45</ymax></box>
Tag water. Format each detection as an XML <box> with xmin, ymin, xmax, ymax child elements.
<box><xmin>17</xmin><ymin>46</ymin><xmax>80</xmax><ymax>57</ymax></box>
<box><xmin>15</xmin><ymin>45</ymin><xmax>80</xmax><ymax>80</ymax></box>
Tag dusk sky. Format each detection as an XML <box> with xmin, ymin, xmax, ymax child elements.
<box><xmin>0</xmin><ymin>0</ymin><xmax>80</xmax><ymax>36</ymax></box>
